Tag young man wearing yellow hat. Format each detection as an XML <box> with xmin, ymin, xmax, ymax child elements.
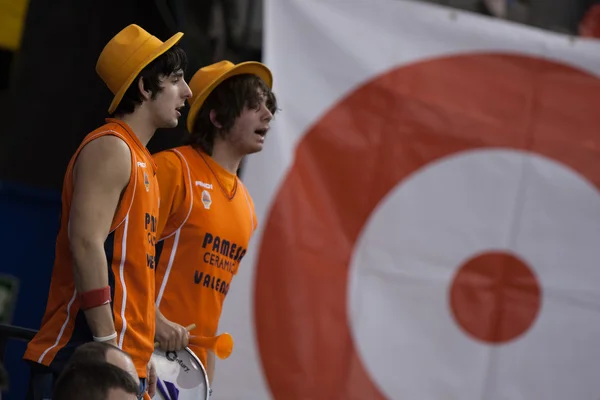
<box><xmin>151</xmin><ymin>60</ymin><xmax>278</xmax><ymax>387</ymax></box>
<box><xmin>23</xmin><ymin>24</ymin><xmax>192</xmax><ymax>400</ymax></box>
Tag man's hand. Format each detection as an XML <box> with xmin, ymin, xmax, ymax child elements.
<box><xmin>155</xmin><ymin>311</ymin><xmax>189</xmax><ymax>351</ymax></box>
<box><xmin>147</xmin><ymin>359</ymin><xmax>157</xmax><ymax>398</ymax></box>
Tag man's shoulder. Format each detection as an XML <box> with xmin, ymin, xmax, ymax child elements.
<box><xmin>87</xmin><ymin>119</ymin><xmax>128</xmax><ymax>137</ymax></box>
<box><xmin>154</xmin><ymin>146</ymin><xmax>191</xmax><ymax>177</ymax></box>
<box><xmin>74</xmin><ymin>124</ymin><xmax>132</xmax><ymax>171</ymax></box>
<box><xmin>154</xmin><ymin>145</ymin><xmax>197</xmax><ymax>168</ymax></box>
<box><xmin>75</xmin><ymin>121</ymin><xmax>128</xmax><ymax>151</ymax></box>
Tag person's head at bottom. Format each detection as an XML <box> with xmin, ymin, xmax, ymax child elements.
<box><xmin>68</xmin><ymin>342</ymin><xmax>139</xmax><ymax>384</ymax></box>
<box><xmin>53</xmin><ymin>362</ymin><xmax>140</xmax><ymax>400</ymax></box>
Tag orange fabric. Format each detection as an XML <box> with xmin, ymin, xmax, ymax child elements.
<box><xmin>154</xmin><ymin>151</ymin><xmax>185</xmax><ymax>241</ymax></box>
<box><xmin>153</xmin><ymin>145</ymin><xmax>257</xmax><ymax>366</ymax></box>
<box><xmin>24</xmin><ymin>119</ymin><xmax>159</xmax><ymax>379</ymax></box>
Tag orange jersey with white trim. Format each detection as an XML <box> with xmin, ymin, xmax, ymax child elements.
<box><xmin>153</xmin><ymin>145</ymin><xmax>257</xmax><ymax>366</ymax></box>
<box><xmin>23</xmin><ymin>119</ymin><xmax>159</xmax><ymax>378</ymax></box>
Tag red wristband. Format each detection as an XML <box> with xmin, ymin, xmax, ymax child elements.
<box><xmin>79</xmin><ymin>286</ymin><xmax>111</xmax><ymax>311</ymax></box>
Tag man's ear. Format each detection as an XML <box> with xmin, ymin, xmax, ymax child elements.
<box><xmin>209</xmin><ymin>110</ymin><xmax>223</xmax><ymax>129</ymax></box>
<box><xmin>138</xmin><ymin>77</ymin><xmax>152</xmax><ymax>101</ymax></box>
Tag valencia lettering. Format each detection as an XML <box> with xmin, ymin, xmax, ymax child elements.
<box><xmin>194</xmin><ymin>271</ymin><xmax>229</xmax><ymax>295</ymax></box>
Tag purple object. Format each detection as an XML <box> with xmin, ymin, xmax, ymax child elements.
<box><xmin>157</xmin><ymin>378</ymin><xmax>180</xmax><ymax>400</ymax></box>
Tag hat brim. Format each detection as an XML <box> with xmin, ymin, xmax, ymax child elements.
<box><xmin>186</xmin><ymin>62</ymin><xmax>273</xmax><ymax>133</ymax></box>
<box><xmin>108</xmin><ymin>32</ymin><xmax>184</xmax><ymax>114</ymax></box>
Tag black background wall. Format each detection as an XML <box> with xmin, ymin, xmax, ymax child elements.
<box><xmin>0</xmin><ymin>0</ymin><xmax>218</xmax><ymax>191</ymax></box>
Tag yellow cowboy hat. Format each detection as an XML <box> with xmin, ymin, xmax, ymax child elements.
<box><xmin>96</xmin><ymin>24</ymin><xmax>184</xmax><ymax>114</ymax></box>
<box><xmin>186</xmin><ymin>60</ymin><xmax>273</xmax><ymax>132</ymax></box>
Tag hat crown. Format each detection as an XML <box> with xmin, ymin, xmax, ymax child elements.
<box><xmin>111</xmin><ymin>24</ymin><xmax>149</xmax><ymax>52</ymax></box>
<box><xmin>185</xmin><ymin>60</ymin><xmax>272</xmax><ymax>132</ymax></box>
<box><xmin>96</xmin><ymin>24</ymin><xmax>161</xmax><ymax>95</ymax></box>
<box><xmin>188</xmin><ymin>60</ymin><xmax>236</xmax><ymax>105</ymax></box>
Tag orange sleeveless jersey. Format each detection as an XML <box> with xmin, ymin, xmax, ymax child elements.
<box><xmin>153</xmin><ymin>145</ymin><xmax>257</xmax><ymax>366</ymax></box>
<box><xmin>24</xmin><ymin>119</ymin><xmax>159</xmax><ymax>378</ymax></box>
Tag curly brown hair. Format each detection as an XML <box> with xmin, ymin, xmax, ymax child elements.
<box><xmin>186</xmin><ymin>74</ymin><xmax>278</xmax><ymax>155</ymax></box>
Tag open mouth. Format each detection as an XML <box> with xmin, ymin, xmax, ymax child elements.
<box><xmin>255</xmin><ymin>128</ymin><xmax>268</xmax><ymax>136</ymax></box>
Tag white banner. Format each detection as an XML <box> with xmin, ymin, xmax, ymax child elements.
<box><xmin>213</xmin><ymin>1</ymin><xmax>600</xmax><ymax>399</ymax></box>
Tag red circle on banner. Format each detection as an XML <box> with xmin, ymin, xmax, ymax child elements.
<box><xmin>449</xmin><ymin>251</ymin><xmax>542</xmax><ymax>344</ymax></box>
<box><xmin>254</xmin><ymin>54</ymin><xmax>600</xmax><ymax>399</ymax></box>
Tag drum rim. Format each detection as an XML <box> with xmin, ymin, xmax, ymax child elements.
<box><xmin>152</xmin><ymin>346</ymin><xmax>211</xmax><ymax>400</ymax></box>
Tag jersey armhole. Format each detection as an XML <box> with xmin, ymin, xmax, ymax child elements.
<box><xmin>111</xmin><ymin>149</ymin><xmax>137</xmax><ymax>233</ymax></box>
<box><xmin>159</xmin><ymin>149</ymin><xmax>194</xmax><ymax>241</ymax></box>
<box><xmin>239</xmin><ymin>181</ymin><xmax>258</xmax><ymax>233</ymax></box>
<box><xmin>67</xmin><ymin>130</ymin><xmax>136</xmax><ymax>234</ymax></box>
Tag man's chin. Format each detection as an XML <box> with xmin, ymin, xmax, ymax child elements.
<box><xmin>246</xmin><ymin>144</ymin><xmax>264</xmax><ymax>155</ymax></box>
<box><xmin>160</xmin><ymin>118</ymin><xmax>179</xmax><ymax>129</ymax></box>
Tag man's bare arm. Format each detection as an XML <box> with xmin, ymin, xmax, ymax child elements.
<box><xmin>69</xmin><ymin>135</ymin><xmax>131</xmax><ymax>342</ymax></box>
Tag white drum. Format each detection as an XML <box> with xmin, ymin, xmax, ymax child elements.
<box><xmin>151</xmin><ymin>347</ymin><xmax>210</xmax><ymax>400</ymax></box>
